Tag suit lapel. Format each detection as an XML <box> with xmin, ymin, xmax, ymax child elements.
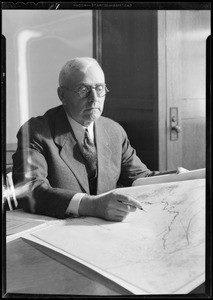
<box><xmin>54</xmin><ymin>107</ymin><xmax>89</xmax><ymax>193</ymax></box>
<box><xmin>53</xmin><ymin>108</ymin><xmax>113</xmax><ymax>195</ymax></box>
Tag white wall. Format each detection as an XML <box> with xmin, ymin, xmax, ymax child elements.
<box><xmin>2</xmin><ymin>10</ymin><xmax>93</xmax><ymax>145</ymax></box>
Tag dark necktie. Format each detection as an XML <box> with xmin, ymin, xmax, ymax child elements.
<box><xmin>82</xmin><ymin>128</ymin><xmax>97</xmax><ymax>179</ymax></box>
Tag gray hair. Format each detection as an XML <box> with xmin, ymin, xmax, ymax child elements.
<box><xmin>58</xmin><ymin>57</ymin><xmax>102</xmax><ymax>87</ymax></box>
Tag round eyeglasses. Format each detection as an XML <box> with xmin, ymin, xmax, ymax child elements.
<box><xmin>61</xmin><ymin>84</ymin><xmax>109</xmax><ymax>99</ymax></box>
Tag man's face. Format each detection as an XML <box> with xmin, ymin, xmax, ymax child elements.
<box><xmin>59</xmin><ymin>64</ymin><xmax>106</xmax><ymax>126</ymax></box>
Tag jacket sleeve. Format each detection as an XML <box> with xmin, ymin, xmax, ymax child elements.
<box><xmin>118</xmin><ymin>125</ymin><xmax>155</xmax><ymax>186</ymax></box>
<box><xmin>12</xmin><ymin>120</ymin><xmax>75</xmax><ymax>219</ymax></box>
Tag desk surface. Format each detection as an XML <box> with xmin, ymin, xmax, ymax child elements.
<box><xmin>5</xmin><ymin>237</ymin><xmax>205</xmax><ymax>296</ymax></box>
<box><xmin>4</xmin><ymin>191</ymin><xmax>206</xmax><ymax>297</ymax></box>
<box><xmin>6</xmin><ymin>238</ymin><xmax>132</xmax><ymax>296</ymax></box>
<box><xmin>4</xmin><ymin>209</ymin><xmax>131</xmax><ymax>296</ymax></box>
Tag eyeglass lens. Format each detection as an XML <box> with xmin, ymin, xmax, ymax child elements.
<box><xmin>78</xmin><ymin>85</ymin><xmax>108</xmax><ymax>98</ymax></box>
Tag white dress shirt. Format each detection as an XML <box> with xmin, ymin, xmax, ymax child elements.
<box><xmin>65</xmin><ymin>114</ymin><xmax>94</xmax><ymax>216</ymax></box>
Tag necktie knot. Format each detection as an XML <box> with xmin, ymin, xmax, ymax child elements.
<box><xmin>84</xmin><ymin>128</ymin><xmax>93</xmax><ymax>147</ymax></box>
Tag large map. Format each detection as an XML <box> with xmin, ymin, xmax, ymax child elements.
<box><xmin>27</xmin><ymin>178</ymin><xmax>205</xmax><ymax>294</ymax></box>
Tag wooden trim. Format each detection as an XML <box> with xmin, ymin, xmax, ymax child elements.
<box><xmin>180</xmin><ymin>99</ymin><xmax>206</xmax><ymax>119</ymax></box>
<box><xmin>6</xmin><ymin>143</ymin><xmax>17</xmax><ymax>151</ymax></box>
<box><xmin>92</xmin><ymin>10</ymin><xmax>102</xmax><ymax>65</ymax></box>
<box><xmin>166</xmin><ymin>11</ymin><xmax>183</xmax><ymax>170</ymax></box>
<box><xmin>105</xmin><ymin>98</ymin><xmax>154</xmax><ymax>110</ymax></box>
<box><xmin>157</xmin><ymin>10</ymin><xmax>167</xmax><ymax>171</ymax></box>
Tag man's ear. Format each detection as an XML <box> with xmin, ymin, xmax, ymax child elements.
<box><xmin>57</xmin><ymin>87</ymin><xmax>66</xmax><ymax>104</ymax></box>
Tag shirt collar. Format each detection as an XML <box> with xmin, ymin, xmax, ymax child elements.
<box><xmin>66</xmin><ymin>113</ymin><xmax>94</xmax><ymax>144</ymax></box>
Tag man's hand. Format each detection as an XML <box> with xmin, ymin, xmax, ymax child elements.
<box><xmin>79</xmin><ymin>191</ymin><xmax>141</xmax><ymax>222</ymax></box>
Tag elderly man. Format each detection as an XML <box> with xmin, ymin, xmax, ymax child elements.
<box><xmin>12</xmin><ymin>57</ymin><xmax>182</xmax><ymax>221</ymax></box>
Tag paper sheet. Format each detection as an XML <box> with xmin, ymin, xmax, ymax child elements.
<box><xmin>24</xmin><ymin>179</ymin><xmax>205</xmax><ymax>294</ymax></box>
<box><xmin>132</xmin><ymin>168</ymin><xmax>205</xmax><ymax>186</ymax></box>
<box><xmin>6</xmin><ymin>210</ymin><xmax>62</xmax><ymax>242</ymax></box>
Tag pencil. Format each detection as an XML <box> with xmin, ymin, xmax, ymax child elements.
<box><xmin>118</xmin><ymin>196</ymin><xmax>146</xmax><ymax>212</ymax></box>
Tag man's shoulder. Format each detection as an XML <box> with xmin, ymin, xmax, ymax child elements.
<box><xmin>98</xmin><ymin>116</ymin><xmax>126</xmax><ymax>137</ymax></box>
<box><xmin>18</xmin><ymin>105</ymin><xmax>63</xmax><ymax>135</ymax></box>
<box><xmin>98</xmin><ymin>116</ymin><xmax>122</xmax><ymax>129</ymax></box>
<box><xmin>23</xmin><ymin>105</ymin><xmax>62</xmax><ymax>125</ymax></box>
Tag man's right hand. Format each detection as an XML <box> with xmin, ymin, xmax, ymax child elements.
<box><xmin>79</xmin><ymin>191</ymin><xmax>141</xmax><ymax>222</ymax></box>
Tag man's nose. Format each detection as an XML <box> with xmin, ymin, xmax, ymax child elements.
<box><xmin>88</xmin><ymin>88</ymin><xmax>99</xmax><ymax>102</ymax></box>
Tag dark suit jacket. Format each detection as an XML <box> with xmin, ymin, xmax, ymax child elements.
<box><xmin>12</xmin><ymin>105</ymin><xmax>152</xmax><ymax>218</ymax></box>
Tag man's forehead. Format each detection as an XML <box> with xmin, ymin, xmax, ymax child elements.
<box><xmin>68</xmin><ymin>64</ymin><xmax>105</xmax><ymax>84</ymax></box>
<box><xmin>74</xmin><ymin>63</ymin><xmax>103</xmax><ymax>75</ymax></box>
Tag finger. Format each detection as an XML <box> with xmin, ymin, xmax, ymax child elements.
<box><xmin>117</xmin><ymin>201</ymin><xmax>136</xmax><ymax>212</ymax></box>
<box><xmin>123</xmin><ymin>203</ymin><xmax>136</xmax><ymax>212</ymax></box>
<box><xmin>114</xmin><ymin>214</ymin><xmax>127</xmax><ymax>222</ymax></box>
<box><xmin>127</xmin><ymin>204</ymin><xmax>137</xmax><ymax>212</ymax></box>
<box><xmin>116</xmin><ymin>193</ymin><xmax>142</xmax><ymax>209</ymax></box>
<box><xmin>115</xmin><ymin>208</ymin><xmax>129</xmax><ymax>216</ymax></box>
<box><xmin>119</xmin><ymin>204</ymin><xmax>136</xmax><ymax>213</ymax></box>
<box><xmin>105</xmin><ymin>212</ymin><xmax>126</xmax><ymax>222</ymax></box>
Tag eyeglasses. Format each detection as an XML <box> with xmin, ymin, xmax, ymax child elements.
<box><xmin>61</xmin><ymin>84</ymin><xmax>109</xmax><ymax>99</ymax></box>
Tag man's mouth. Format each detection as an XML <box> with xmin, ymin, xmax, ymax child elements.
<box><xmin>86</xmin><ymin>107</ymin><xmax>99</xmax><ymax>111</ymax></box>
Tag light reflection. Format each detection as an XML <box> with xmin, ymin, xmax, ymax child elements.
<box><xmin>17</xmin><ymin>30</ymin><xmax>42</xmax><ymax>125</ymax></box>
